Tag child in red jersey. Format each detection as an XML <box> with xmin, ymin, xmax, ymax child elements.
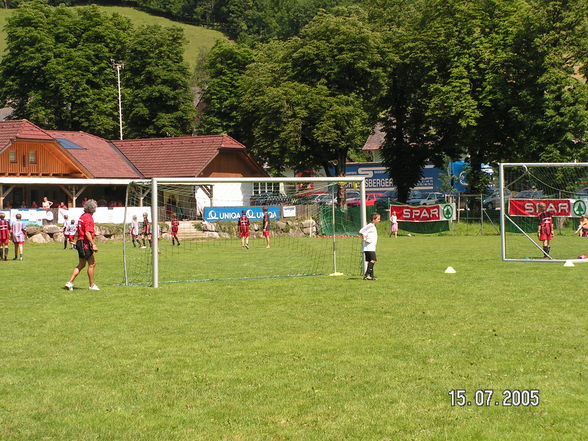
<box><xmin>11</xmin><ymin>213</ymin><xmax>26</xmax><ymax>261</ymax></box>
<box><xmin>0</xmin><ymin>212</ymin><xmax>11</xmax><ymax>261</ymax></box>
<box><xmin>237</xmin><ymin>210</ymin><xmax>250</xmax><ymax>249</ymax></box>
<box><xmin>141</xmin><ymin>212</ymin><xmax>151</xmax><ymax>248</ymax></box>
<box><xmin>171</xmin><ymin>213</ymin><xmax>180</xmax><ymax>246</ymax></box>
<box><xmin>537</xmin><ymin>202</ymin><xmax>554</xmax><ymax>258</ymax></box>
<box><xmin>262</xmin><ymin>207</ymin><xmax>271</xmax><ymax>248</ymax></box>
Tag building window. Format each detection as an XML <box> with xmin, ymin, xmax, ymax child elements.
<box><xmin>253</xmin><ymin>182</ymin><xmax>280</xmax><ymax>195</ymax></box>
<box><xmin>29</xmin><ymin>151</ymin><xmax>37</xmax><ymax>164</ymax></box>
<box><xmin>9</xmin><ymin>151</ymin><xmax>17</xmax><ymax>163</ymax></box>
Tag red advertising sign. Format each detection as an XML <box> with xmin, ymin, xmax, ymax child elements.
<box><xmin>508</xmin><ymin>199</ymin><xmax>572</xmax><ymax>217</ymax></box>
<box><xmin>390</xmin><ymin>204</ymin><xmax>455</xmax><ymax>222</ymax></box>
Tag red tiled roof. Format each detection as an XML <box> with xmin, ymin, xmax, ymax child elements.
<box><xmin>112</xmin><ymin>135</ymin><xmax>249</xmax><ymax>178</ymax></box>
<box><xmin>0</xmin><ymin>119</ymin><xmax>54</xmax><ymax>152</ymax></box>
<box><xmin>363</xmin><ymin>123</ymin><xmax>386</xmax><ymax>151</ymax></box>
<box><xmin>47</xmin><ymin>130</ymin><xmax>143</xmax><ymax>179</ymax></box>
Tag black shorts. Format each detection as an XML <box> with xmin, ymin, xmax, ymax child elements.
<box><xmin>364</xmin><ymin>251</ymin><xmax>377</xmax><ymax>262</ymax></box>
<box><xmin>76</xmin><ymin>240</ymin><xmax>94</xmax><ymax>260</ymax></box>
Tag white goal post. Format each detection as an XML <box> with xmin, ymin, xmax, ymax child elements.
<box><xmin>499</xmin><ymin>162</ymin><xmax>588</xmax><ymax>263</ymax></box>
<box><xmin>133</xmin><ymin>176</ymin><xmax>368</xmax><ymax>287</ymax></box>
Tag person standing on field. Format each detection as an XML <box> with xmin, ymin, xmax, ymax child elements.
<box><xmin>238</xmin><ymin>210</ymin><xmax>250</xmax><ymax>249</ymax></box>
<box><xmin>262</xmin><ymin>207</ymin><xmax>271</xmax><ymax>248</ymax></box>
<box><xmin>389</xmin><ymin>210</ymin><xmax>398</xmax><ymax>238</ymax></box>
<box><xmin>359</xmin><ymin>212</ymin><xmax>381</xmax><ymax>280</ymax></box>
<box><xmin>64</xmin><ymin>199</ymin><xmax>99</xmax><ymax>291</ymax></box>
<box><xmin>171</xmin><ymin>213</ymin><xmax>180</xmax><ymax>246</ymax></box>
<box><xmin>11</xmin><ymin>213</ymin><xmax>27</xmax><ymax>261</ymax></box>
<box><xmin>0</xmin><ymin>212</ymin><xmax>10</xmax><ymax>261</ymax></box>
<box><xmin>537</xmin><ymin>202</ymin><xmax>554</xmax><ymax>258</ymax></box>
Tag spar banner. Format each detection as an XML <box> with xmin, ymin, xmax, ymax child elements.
<box><xmin>390</xmin><ymin>204</ymin><xmax>456</xmax><ymax>222</ymax></box>
<box><xmin>508</xmin><ymin>199</ymin><xmax>582</xmax><ymax>217</ymax></box>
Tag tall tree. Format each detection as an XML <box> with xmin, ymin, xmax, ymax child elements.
<box><xmin>0</xmin><ymin>2</ymin><xmax>196</xmax><ymax>139</ymax></box>
<box><xmin>195</xmin><ymin>41</ymin><xmax>254</xmax><ymax>138</ymax></box>
<box><xmin>0</xmin><ymin>2</ymin><xmax>130</xmax><ymax>138</ymax></box>
<box><xmin>124</xmin><ymin>25</ymin><xmax>196</xmax><ymax>138</ymax></box>
<box><xmin>241</xmin><ymin>7</ymin><xmax>386</xmax><ymax>203</ymax></box>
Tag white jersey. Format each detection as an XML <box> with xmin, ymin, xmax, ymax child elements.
<box><xmin>131</xmin><ymin>220</ymin><xmax>139</xmax><ymax>236</ymax></box>
<box><xmin>359</xmin><ymin>222</ymin><xmax>378</xmax><ymax>252</ymax></box>
<box><xmin>65</xmin><ymin>223</ymin><xmax>77</xmax><ymax>236</ymax></box>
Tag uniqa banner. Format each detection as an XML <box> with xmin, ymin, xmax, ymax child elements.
<box><xmin>203</xmin><ymin>206</ymin><xmax>281</xmax><ymax>223</ymax></box>
<box><xmin>389</xmin><ymin>204</ymin><xmax>456</xmax><ymax>222</ymax></box>
<box><xmin>508</xmin><ymin>199</ymin><xmax>578</xmax><ymax>217</ymax></box>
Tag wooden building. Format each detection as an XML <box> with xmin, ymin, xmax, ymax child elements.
<box><xmin>0</xmin><ymin>120</ymin><xmax>267</xmax><ymax>209</ymax></box>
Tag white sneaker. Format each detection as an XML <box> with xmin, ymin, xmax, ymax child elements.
<box><xmin>88</xmin><ymin>284</ymin><xmax>100</xmax><ymax>291</ymax></box>
<box><xmin>64</xmin><ymin>282</ymin><xmax>73</xmax><ymax>291</ymax></box>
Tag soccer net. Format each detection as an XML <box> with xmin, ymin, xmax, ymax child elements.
<box><xmin>122</xmin><ymin>177</ymin><xmax>368</xmax><ymax>286</ymax></box>
<box><xmin>500</xmin><ymin>163</ymin><xmax>588</xmax><ymax>262</ymax></box>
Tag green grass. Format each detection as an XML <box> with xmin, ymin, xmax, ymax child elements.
<box><xmin>0</xmin><ymin>6</ymin><xmax>227</xmax><ymax>70</ymax></box>
<box><xmin>1</xmin><ymin>235</ymin><xmax>587</xmax><ymax>440</ymax></box>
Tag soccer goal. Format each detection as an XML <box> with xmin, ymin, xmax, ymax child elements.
<box><xmin>499</xmin><ymin>163</ymin><xmax>588</xmax><ymax>263</ymax></box>
<box><xmin>122</xmin><ymin>177</ymin><xmax>369</xmax><ymax>287</ymax></box>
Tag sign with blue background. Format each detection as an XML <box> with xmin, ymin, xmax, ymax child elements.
<box><xmin>339</xmin><ymin>162</ymin><xmax>442</xmax><ymax>191</ymax></box>
<box><xmin>204</xmin><ymin>206</ymin><xmax>281</xmax><ymax>223</ymax></box>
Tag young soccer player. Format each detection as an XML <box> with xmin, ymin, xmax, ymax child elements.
<box><xmin>64</xmin><ymin>199</ymin><xmax>100</xmax><ymax>291</ymax></box>
<box><xmin>130</xmin><ymin>215</ymin><xmax>140</xmax><ymax>247</ymax></box>
<box><xmin>359</xmin><ymin>212</ymin><xmax>381</xmax><ymax>280</ymax></box>
<box><xmin>11</xmin><ymin>213</ymin><xmax>26</xmax><ymax>260</ymax></box>
<box><xmin>0</xmin><ymin>212</ymin><xmax>11</xmax><ymax>261</ymax></box>
<box><xmin>141</xmin><ymin>212</ymin><xmax>151</xmax><ymax>248</ymax></box>
<box><xmin>238</xmin><ymin>210</ymin><xmax>250</xmax><ymax>249</ymax></box>
<box><xmin>576</xmin><ymin>215</ymin><xmax>588</xmax><ymax>237</ymax></box>
<box><xmin>389</xmin><ymin>210</ymin><xmax>398</xmax><ymax>238</ymax></box>
<box><xmin>262</xmin><ymin>207</ymin><xmax>270</xmax><ymax>248</ymax></box>
<box><xmin>537</xmin><ymin>202</ymin><xmax>554</xmax><ymax>258</ymax></box>
<box><xmin>170</xmin><ymin>213</ymin><xmax>180</xmax><ymax>246</ymax></box>
<box><xmin>64</xmin><ymin>219</ymin><xmax>77</xmax><ymax>249</ymax></box>
<box><xmin>62</xmin><ymin>213</ymin><xmax>69</xmax><ymax>249</ymax></box>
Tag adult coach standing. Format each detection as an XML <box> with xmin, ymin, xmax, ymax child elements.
<box><xmin>359</xmin><ymin>212</ymin><xmax>381</xmax><ymax>280</ymax></box>
<box><xmin>64</xmin><ymin>199</ymin><xmax>100</xmax><ymax>291</ymax></box>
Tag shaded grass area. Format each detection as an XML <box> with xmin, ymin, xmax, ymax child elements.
<box><xmin>0</xmin><ymin>6</ymin><xmax>226</xmax><ymax>70</ymax></box>
<box><xmin>0</xmin><ymin>236</ymin><xmax>586</xmax><ymax>440</ymax></box>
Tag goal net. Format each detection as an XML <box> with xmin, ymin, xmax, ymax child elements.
<box><xmin>122</xmin><ymin>177</ymin><xmax>369</xmax><ymax>286</ymax></box>
<box><xmin>500</xmin><ymin>163</ymin><xmax>588</xmax><ymax>262</ymax></box>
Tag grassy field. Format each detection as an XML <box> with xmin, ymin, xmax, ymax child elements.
<box><xmin>0</xmin><ymin>235</ymin><xmax>586</xmax><ymax>440</ymax></box>
<box><xmin>0</xmin><ymin>6</ymin><xmax>227</xmax><ymax>70</ymax></box>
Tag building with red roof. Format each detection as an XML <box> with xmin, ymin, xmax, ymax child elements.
<box><xmin>0</xmin><ymin>120</ymin><xmax>267</xmax><ymax>209</ymax></box>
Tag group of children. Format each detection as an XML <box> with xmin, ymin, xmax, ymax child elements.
<box><xmin>237</xmin><ymin>208</ymin><xmax>272</xmax><ymax>249</ymax></box>
<box><xmin>129</xmin><ymin>212</ymin><xmax>178</xmax><ymax>249</ymax></box>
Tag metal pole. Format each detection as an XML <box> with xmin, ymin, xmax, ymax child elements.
<box><xmin>151</xmin><ymin>178</ymin><xmax>159</xmax><ymax>288</ymax></box>
<box><xmin>499</xmin><ymin>164</ymin><xmax>506</xmax><ymax>261</ymax></box>
<box><xmin>123</xmin><ymin>184</ymin><xmax>129</xmax><ymax>286</ymax></box>
<box><xmin>112</xmin><ymin>60</ymin><xmax>124</xmax><ymax>140</ymax></box>
<box><xmin>332</xmin><ymin>186</ymin><xmax>336</xmax><ymax>274</ymax></box>
<box><xmin>360</xmin><ymin>179</ymin><xmax>367</xmax><ymax>275</ymax></box>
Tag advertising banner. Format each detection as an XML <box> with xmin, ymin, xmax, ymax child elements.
<box><xmin>204</xmin><ymin>206</ymin><xmax>280</xmax><ymax>223</ymax></box>
<box><xmin>508</xmin><ymin>199</ymin><xmax>574</xmax><ymax>217</ymax></box>
<box><xmin>8</xmin><ymin>209</ymin><xmax>46</xmax><ymax>226</ymax></box>
<box><xmin>389</xmin><ymin>204</ymin><xmax>456</xmax><ymax>222</ymax></box>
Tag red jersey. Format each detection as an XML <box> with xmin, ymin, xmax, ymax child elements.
<box><xmin>538</xmin><ymin>211</ymin><xmax>553</xmax><ymax>235</ymax></box>
<box><xmin>77</xmin><ymin>212</ymin><xmax>95</xmax><ymax>242</ymax></box>
<box><xmin>171</xmin><ymin>218</ymin><xmax>179</xmax><ymax>234</ymax></box>
<box><xmin>238</xmin><ymin>215</ymin><xmax>250</xmax><ymax>234</ymax></box>
<box><xmin>142</xmin><ymin>218</ymin><xmax>150</xmax><ymax>234</ymax></box>
<box><xmin>0</xmin><ymin>219</ymin><xmax>10</xmax><ymax>241</ymax></box>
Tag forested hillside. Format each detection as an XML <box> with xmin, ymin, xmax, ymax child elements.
<box><xmin>0</xmin><ymin>6</ymin><xmax>226</xmax><ymax>69</ymax></box>
<box><xmin>4</xmin><ymin>0</ymin><xmax>359</xmax><ymax>43</ymax></box>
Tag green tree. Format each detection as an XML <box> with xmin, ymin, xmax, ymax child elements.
<box><xmin>241</xmin><ymin>7</ymin><xmax>386</xmax><ymax>203</ymax></box>
<box><xmin>195</xmin><ymin>41</ymin><xmax>254</xmax><ymax>138</ymax></box>
<box><xmin>374</xmin><ymin>0</ymin><xmax>588</xmax><ymax>198</ymax></box>
<box><xmin>0</xmin><ymin>2</ymin><xmax>196</xmax><ymax>139</ymax></box>
<box><xmin>124</xmin><ymin>25</ymin><xmax>196</xmax><ymax>138</ymax></box>
<box><xmin>0</xmin><ymin>2</ymin><xmax>130</xmax><ymax>138</ymax></box>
